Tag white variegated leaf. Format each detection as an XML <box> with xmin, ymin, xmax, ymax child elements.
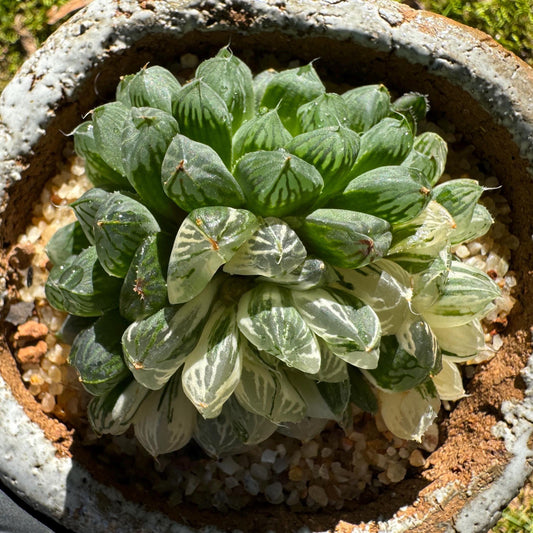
<box><xmin>277</xmin><ymin>417</ymin><xmax>328</xmax><ymax>442</ymax></box>
<box><xmin>237</xmin><ymin>284</ymin><xmax>321</xmax><ymax>374</ymax></box>
<box><xmin>182</xmin><ymin>303</ymin><xmax>242</xmax><ymax>418</ymax></box>
<box><xmin>133</xmin><ymin>373</ymin><xmax>197</xmax><ymax>457</ymax></box>
<box><xmin>259</xmin><ymin>257</ymin><xmax>338</xmax><ymax>290</ymax></box>
<box><xmin>291</xmin><ymin>287</ymin><xmax>381</xmax><ymax>368</ymax></box>
<box><xmin>224</xmin><ymin>217</ymin><xmax>306</xmax><ymax>277</ymax></box>
<box><xmin>309</xmin><ymin>340</ymin><xmax>349</xmax><ymax>383</ymax></box>
<box><xmin>432</xmin><ymin>358</ymin><xmax>465</xmax><ymax>401</ymax></box>
<box><xmin>396</xmin><ymin>317</ymin><xmax>439</xmax><ymax>370</ymax></box>
<box><xmin>431</xmin><ymin>319</ymin><xmax>485</xmax><ymax>359</ymax></box>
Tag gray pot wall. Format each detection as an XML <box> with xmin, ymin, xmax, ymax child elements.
<box><xmin>1</xmin><ymin>1</ymin><xmax>533</xmax><ymax>532</ymax></box>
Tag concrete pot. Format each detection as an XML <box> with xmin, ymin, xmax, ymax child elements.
<box><xmin>1</xmin><ymin>1</ymin><xmax>532</xmax><ymax>531</ymax></box>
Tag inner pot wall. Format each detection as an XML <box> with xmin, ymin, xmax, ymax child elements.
<box><xmin>1</xmin><ymin>1</ymin><xmax>533</xmax><ymax>532</ymax></box>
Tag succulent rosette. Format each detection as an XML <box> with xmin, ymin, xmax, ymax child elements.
<box><xmin>45</xmin><ymin>47</ymin><xmax>500</xmax><ymax>457</ymax></box>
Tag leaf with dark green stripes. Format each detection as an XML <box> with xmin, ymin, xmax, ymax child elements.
<box><xmin>167</xmin><ymin>207</ymin><xmax>259</xmax><ymax>304</ymax></box>
<box><xmin>71</xmin><ymin>188</ymin><xmax>112</xmax><ymax>245</ymax></box>
<box><xmin>252</xmin><ymin>68</ymin><xmax>277</xmax><ymax>108</ymax></box>
<box><xmin>342</xmin><ymin>84</ymin><xmax>391</xmax><ymax>133</ymax></box>
<box><xmin>450</xmin><ymin>203</ymin><xmax>493</xmax><ymax>244</ymax></box>
<box><xmin>161</xmin><ymin>133</ymin><xmax>244</xmax><ymax>211</ymax></box>
<box><xmin>45</xmin><ymin>221</ymin><xmax>90</xmax><ymax>266</ymax></box>
<box><xmin>347</xmin><ymin>366</ymin><xmax>378</xmax><ymax>414</ymax></box>
<box><xmin>296</xmin><ymin>93</ymin><xmax>350</xmax><ymax>133</ymax></box>
<box><xmin>402</xmin><ymin>131</ymin><xmax>448</xmax><ymax>186</ymax></box>
<box><xmin>392</xmin><ymin>92</ymin><xmax>429</xmax><ymax>124</ymax></box>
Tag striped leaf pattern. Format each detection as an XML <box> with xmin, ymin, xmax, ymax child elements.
<box><xmin>71</xmin><ymin>187</ymin><xmax>112</xmax><ymax>245</ymax></box>
<box><xmin>402</xmin><ymin>131</ymin><xmax>448</xmax><ymax>186</ymax></box>
<box><xmin>296</xmin><ymin>93</ymin><xmax>350</xmax><ymax>133</ymax></box>
<box><xmin>342</xmin><ymin>84</ymin><xmax>391</xmax><ymax>133</ymax></box>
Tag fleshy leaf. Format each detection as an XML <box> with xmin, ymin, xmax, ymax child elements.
<box><xmin>411</xmin><ymin>248</ymin><xmax>451</xmax><ymax>312</ymax></box>
<box><xmin>120</xmin><ymin>106</ymin><xmax>182</xmax><ymax>221</ymax></box>
<box><xmin>237</xmin><ymin>283</ymin><xmax>321</xmax><ymax>374</ymax></box>
<box><xmin>172</xmin><ymin>79</ymin><xmax>232</xmax><ymax>167</ymax></box>
<box><xmin>45</xmin><ymin>246</ymin><xmax>122</xmax><ymax>317</ymax></box>
<box><xmin>233</xmin><ymin>149</ymin><xmax>323</xmax><ymax>217</ymax></box>
<box><xmin>161</xmin><ymin>133</ymin><xmax>244</xmax><ymax>211</ymax></box>
<box><xmin>253</xmin><ymin>69</ymin><xmax>277</xmax><ymax>108</ymax></box>
<box><xmin>342</xmin><ymin>84</ymin><xmax>391</xmax><ymax>133</ymax></box>
<box><xmin>260</xmin><ymin>62</ymin><xmax>325</xmax><ymax>134</ymax></box>
<box><xmin>134</xmin><ymin>372</ymin><xmax>197</xmax><ymax>457</ymax></box>
<box><xmin>46</xmin><ymin>221</ymin><xmax>90</xmax><ymax>266</ymax></box>
<box><xmin>431</xmin><ymin>319</ymin><xmax>485</xmax><ymax>360</ymax></box>
<box><xmin>181</xmin><ymin>303</ymin><xmax>242</xmax><ymax>418</ymax></box>
<box><xmin>119</xmin><ymin>232</ymin><xmax>173</xmax><ymax>322</ymax></box>
<box><xmin>310</xmin><ymin>340</ymin><xmax>349</xmax><ymax>383</ymax></box>
<box><xmin>291</xmin><ymin>287</ymin><xmax>381</xmax><ymax>369</ymax></box>
<box><xmin>450</xmin><ymin>204</ymin><xmax>493</xmax><ymax>244</ymax></box>
<box><xmin>167</xmin><ymin>207</ymin><xmax>259</xmax><ymax>304</ymax></box>
<box><xmin>392</xmin><ymin>92</ymin><xmax>429</xmax><ymax>124</ymax></box>
<box><xmin>290</xmin><ymin>208</ymin><xmax>391</xmax><ymax>269</ymax></box>
<box><xmin>195</xmin><ymin>46</ymin><xmax>254</xmax><ymax>132</ymax></box>
<box><xmin>94</xmin><ymin>192</ymin><xmax>160</xmax><ymax>278</ymax></box>
<box><xmin>69</xmin><ymin>312</ymin><xmax>129</xmax><ymax>395</ymax></box>
<box><xmin>402</xmin><ymin>131</ymin><xmax>448</xmax><ymax>186</ymax></box>
<box><xmin>224</xmin><ymin>217</ymin><xmax>307</xmax><ymax>277</ymax></box>
<box><xmin>276</xmin><ymin>417</ymin><xmax>328</xmax><ymax>441</ymax></box>
<box><xmin>296</xmin><ymin>93</ymin><xmax>350</xmax><ymax>133</ymax></box>
<box><xmin>348</xmin><ymin>366</ymin><xmax>378</xmax><ymax>414</ymax></box>
<box><xmin>432</xmin><ymin>358</ymin><xmax>465</xmax><ymax>401</ymax></box>
<box><xmin>71</xmin><ymin>188</ymin><xmax>112</xmax><ymax>245</ymax></box>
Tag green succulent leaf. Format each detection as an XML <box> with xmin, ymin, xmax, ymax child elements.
<box><xmin>73</xmin><ymin>121</ymin><xmax>132</xmax><ymax>190</ymax></box>
<box><xmin>181</xmin><ymin>303</ymin><xmax>242</xmax><ymax>419</ymax></box>
<box><xmin>253</xmin><ymin>69</ymin><xmax>277</xmax><ymax>108</ymax></box>
<box><xmin>161</xmin><ymin>133</ymin><xmax>244</xmax><ymax>211</ymax></box>
<box><xmin>224</xmin><ymin>217</ymin><xmax>307</xmax><ymax>277</ymax></box>
<box><xmin>260</xmin><ymin>62</ymin><xmax>326</xmax><ymax>134</ymax></box>
<box><xmin>55</xmin><ymin>314</ymin><xmax>96</xmax><ymax>345</ymax></box>
<box><xmin>237</xmin><ymin>283</ymin><xmax>321</xmax><ymax>374</ymax></box>
<box><xmin>172</xmin><ymin>79</ymin><xmax>232</xmax><ymax>168</ymax></box>
<box><xmin>134</xmin><ymin>371</ymin><xmax>197</xmax><ymax>457</ymax></box>
<box><xmin>94</xmin><ymin>192</ymin><xmax>161</xmax><ymax>278</ymax></box>
<box><xmin>120</xmin><ymin>106</ymin><xmax>182</xmax><ymax>221</ymax></box>
<box><xmin>402</xmin><ymin>131</ymin><xmax>448</xmax><ymax>186</ymax></box>
<box><xmin>450</xmin><ymin>204</ymin><xmax>493</xmax><ymax>244</ymax></box>
<box><xmin>71</xmin><ymin>188</ymin><xmax>112</xmax><ymax>245</ymax></box>
<box><xmin>431</xmin><ymin>319</ymin><xmax>485</xmax><ymax>360</ymax></box>
<box><xmin>285</xmin><ymin>126</ymin><xmax>360</xmax><ymax>201</ymax></box>
<box><xmin>167</xmin><ymin>207</ymin><xmax>259</xmax><ymax>304</ymax></box>
<box><xmin>290</xmin><ymin>208</ymin><xmax>392</xmax><ymax>269</ymax></box>
<box><xmin>333</xmin><ymin>166</ymin><xmax>432</xmax><ymax>225</ymax></box>
<box><xmin>350</xmin><ymin>117</ymin><xmax>413</xmax><ymax>177</ymax></box>
<box><xmin>391</xmin><ymin>92</ymin><xmax>429</xmax><ymax>124</ymax></box>
<box><xmin>296</xmin><ymin>93</ymin><xmax>350</xmax><ymax>133</ymax></box>
<box><xmin>122</xmin><ymin>278</ymin><xmax>220</xmax><ymax>390</ymax></box>
<box><xmin>291</xmin><ymin>287</ymin><xmax>381</xmax><ymax>369</ymax></box>
<box><xmin>69</xmin><ymin>312</ymin><xmax>130</xmax><ymax>396</ymax></box>
<box><xmin>116</xmin><ymin>65</ymin><xmax>181</xmax><ymax>114</ymax></box>
<box><xmin>310</xmin><ymin>341</ymin><xmax>349</xmax><ymax>383</ymax></box>
<box><xmin>91</xmin><ymin>101</ymin><xmax>132</xmax><ymax>176</ymax></box>
<box><xmin>341</xmin><ymin>84</ymin><xmax>391</xmax><ymax>133</ymax></box>
<box><xmin>411</xmin><ymin>248</ymin><xmax>451</xmax><ymax>312</ymax></box>
<box><xmin>45</xmin><ymin>221</ymin><xmax>90</xmax><ymax>266</ymax></box>
<box><xmin>422</xmin><ymin>260</ymin><xmax>501</xmax><ymax>328</ymax></box>
<box><xmin>276</xmin><ymin>417</ymin><xmax>328</xmax><ymax>441</ymax></box>
<box><xmin>88</xmin><ymin>377</ymin><xmax>150</xmax><ymax>436</ymax></box>
<box><xmin>347</xmin><ymin>366</ymin><xmax>378</xmax><ymax>414</ymax></box>
<box><xmin>194</xmin><ymin>396</ymin><xmax>276</xmax><ymax>458</ymax></box>
<box><xmin>231</xmin><ymin>108</ymin><xmax>292</xmax><ymax>162</ymax></box>
<box><xmin>195</xmin><ymin>46</ymin><xmax>255</xmax><ymax>132</ymax></box>
<box><xmin>233</xmin><ymin>149</ymin><xmax>323</xmax><ymax>217</ymax></box>
<box><xmin>234</xmin><ymin>342</ymin><xmax>306</xmax><ymax>424</ymax></box>
<box><xmin>119</xmin><ymin>232</ymin><xmax>173</xmax><ymax>321</ymax></box>
<box><xmin>45</xmin><ymin>246</ymin><xmax>122</xmax><ymax>317</ymax></box>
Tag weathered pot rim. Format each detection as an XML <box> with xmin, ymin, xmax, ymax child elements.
<box><xmin>0</xmin><ymin>1</ymin><xmax>532</xmax><ymax>532</ymax></box>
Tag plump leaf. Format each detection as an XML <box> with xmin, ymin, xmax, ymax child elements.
<box><xmin>232</xmin><ymin>108</ymin><xmax>292</xmax><ymax>162</ymax></box>
<box><xmin>402</xmin><ymin>131</ymin><xmax>448</xmax><ymax>186</ymax></box>
<box><xmin>69</xmin><ymin>312</ymin><xmax>130</xmax><ymax>395</ymax></box>
<box><xmin>333</xmin><ymin>166</ymin><xmax>432</xmax><ymax>225</ymax></box>
<box><xmin>195</xmin><ymin>46</ymin><xmax>254</xmax><ymax>132</ymax></box>
<box><xmin>290</xmin><ymin>208</ymin><xmax>391</xmax><ymax>269</ymax></box>
<box><xmin>122</xmin><ymin>278</ymin><xmax>220</xmax><ymax>390</ymax></box>
<box><xmin>253</xmin><ymin>68</ymin><xmax>277</xmax><ymax>108</ymax></box>
<box><xmin>348</xmin><ymin>366</ymin><xmax>378</xmax><ymax>414</ymax></box>
<box><xmin>73</xmin><ymin>121</ymin><xmax>132</xmax><ymax>189</ymax></box>
<box><xmin>276</xmin><ymin>417</ymin><xmax>328</xmax><ymax>441</ymax></box>
<box><xmin>422</xmin><ymin>260</ymin><xmax>500</xmax><ymax>327</ymax></box>
<box><xmin>71</xmin><ymin>188</ymin><xmax>112</xmax><ymax>245</ymax></box>
<box><xmin>378</xmin><ymin>381</ymin><xmax>441</xmax><ymax>441</ymax></box>
<box><xmin>45</xmin><ymin>246</ymin><xmax>122</xmax><ymax>317</ymax></box>
<box><xmin>224</xmin><ymin>217</ymin><xmax>307</xmax><ymax>277</ymax></box>
<box><xmin>296</xmin><ymin>93</ymin><xmax>350</xmax><ymax>133</ymax></box>
<box><xmin>291</xmin><ymin>287</ymin><xmax>381</xmax><ymax>369</ymax></box>
<box><xmin>181</xmin><ymin>303</ymin><xmax>242</xmax><ymax>418</ymax></box>
<box><xmin>167</xmin><ymin>207</ymin><xmax>259</xmax><ymax>304</ymax></box>
<box><xmin>237</xmin><ymin>283</ymin><xmax>321</xmax><ymax>374</ymax></box>
<box><xmin>431</xmin><ymin>319</ymin><xmax>485</xmax><ymax>360</ymax></box>
<box><xmin>392</xmin><ymin>92</ymin><xmax>429</xmax><ymax>124</ymax></box>
<box><xmin>194</xmin><ymin>396</ymin><xmax>276</xmax><ymax>458</ymax></box>
<box><xmin>233</xmin><ymin>149</ymin><xmax>323</xmax><ymax>217</ymax></box>
<box><xmin>450</xmin><ymin>204</ymin><xmax>493</xmax><ymax>244</ymax></box>
<box><xmin>260</xmin><ymin>62</ymin><xmax>325</xmax><ymax>134</ymax></box>
<box><xmin>310</xmin><ymin>340</ymin><xmax>349</xmax><ymax>383</ymax></box>
<box><xmin>88</xmin><ymin>377</ymin><xmax>150</xmax><ymax>435</ymax></box>
<box><xmin>94</xmin><ymin>192</ymin><xmax>160</xmax><ymax>278</ymax></box>
<box><xmin>55</xmin><ymin>314</ymin><xmax>96</xmax><ymax>345</ymax></box>
<box><xmin>116</xmin><ymin>65</ymin><xmax>181</xmax><ymax>114</ymax></box>
<box><xmin>121</xmin><ymin>106</ymin><xmax>182</xmax><ymax>221</ymax></box>
<box><xmin>172</xmin><ymin>79</ymin><xmax>232</xmax><ymax>167</ymax></box>
<box><xmin>46</xmin><ymin>221</ymin><xmax>90</xmax><ymax>266</ymax></box>
<box><xmin>411</xmin><ymin>249</ymin><xmax>451</xmax><ymax>312</ymax></box>
<box><xmin>134</xmin><ymin>372</ymin><xmax>197</xmax><ymax>457</ymax></box>
<box><xmin>285</xmin><ymin>126</ymin><xmax>360</xmax><ymax>201</ymax></box>
<box><xmin>119</xmin><ymin>232</ymin><xmax>173</xmax><ymax>321</ymax></box>
<box><xmin>161</xmin><ymin>133</ymin><xmax>244</xmax><ymax>211</ymax></box>
<box><xmin>350</xmin><ymin>117</ymin><xmax>413</xmax><ymax>177</ymax></box>
<box><xmin>432</xmin><ymin>358</ymin><xmax>465</xmax><ymax>401</ymax></box>
<box><xmin>342</xmin><ymin>84</ymin><xmax>391</xmax><ymax>133</ymax></box>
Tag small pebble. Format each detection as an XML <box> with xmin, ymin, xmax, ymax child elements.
<box><xmin>409</xmin><ymin>449</ymin><xmax>426</xmax><ymax>467</ymax></box>
<box><xmin>265</xmin><ymin>482</ymin><xmax>284</xmax><ymax>504</ymax></box>
<box><xmin>308</xmin><ymin>485</ymin><xmax>328</xmax><ymax>507</ymax></box>
<box><xmin>261</xmin><ymin>449</ymin><xmax>277</xmax><ymax>464</ymax></box>
<box><xmin>250</xmin><ymin>463</ymin><xmax>269</xmax><ymax>481</ymax></box>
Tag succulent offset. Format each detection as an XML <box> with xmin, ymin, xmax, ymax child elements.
<box><xmin>44</xmin><ymin>47</ymin><xmax>500</xmax><ymax>458</ymax></box>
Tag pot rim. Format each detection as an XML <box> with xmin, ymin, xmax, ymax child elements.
<box><xmin>1</xmin><ymin>1</ymin><xmax>532</xmax><ymax>532</ymax></box>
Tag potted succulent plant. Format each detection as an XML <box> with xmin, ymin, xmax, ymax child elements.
<box><xmin>1</xmin><ymin>1</ymin><xmax>532</xmax><ymax>532</ymax></box>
